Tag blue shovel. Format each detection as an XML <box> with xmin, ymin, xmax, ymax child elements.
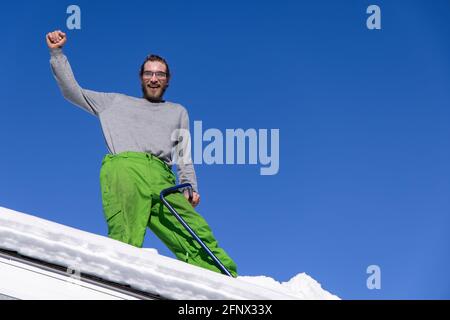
<box><xmin>160</xmin><ymin>183</ymin><xmax>234</xmax><ymax>277</ymax></box>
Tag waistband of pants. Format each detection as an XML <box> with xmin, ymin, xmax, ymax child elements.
<box><xmin>102</xmin><ymin>151</ymin><xmax>173</xmax><ymax>174</ymax></box>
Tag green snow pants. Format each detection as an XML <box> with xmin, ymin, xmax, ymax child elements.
<box><xmin>99</xmin><ymin>151</ymin><xmax>237</xmax><ymax>276</ymax></box>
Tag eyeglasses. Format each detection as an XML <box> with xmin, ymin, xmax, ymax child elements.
<box><xmin>142</xmin><ymin>71</ymin><xmax>168</xmax><ymax>80</ymax></box>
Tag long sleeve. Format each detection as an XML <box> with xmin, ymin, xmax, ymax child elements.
<box><xmin>175</xmin><ymin>109</ymin><xmax>199</xmax><ymax>193</ymax></box>
<box><xmin>49</xmin><ymin>48</ymin><xmax>115</xmax><ymax>116</ymax></box>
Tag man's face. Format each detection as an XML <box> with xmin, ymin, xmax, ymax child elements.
<box><xmin>141</xmin><ymin>60</ymin><xmax>169</xmax><ymax>102</ymax></box>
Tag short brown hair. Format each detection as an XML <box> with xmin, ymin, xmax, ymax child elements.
<box><xmin>139</xmin><ymin>54</ymin><xmax>171</xmax><ymax>79</ymax></box>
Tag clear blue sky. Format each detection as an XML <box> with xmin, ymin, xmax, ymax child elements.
<box><xmin>0</xmin><ymin>0</ymin><xmax>449</xmax><ymax>299</ymax></box>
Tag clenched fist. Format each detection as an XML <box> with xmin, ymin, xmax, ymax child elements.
<box><xmin>46</xmin><ymin>30</ymin><xmax>67</xmax><ymax>49</ymax></box>
<box><xmin>184</xmin><ymin>191</ymin><xmax>201</xmax><ymax>208</ymax></box>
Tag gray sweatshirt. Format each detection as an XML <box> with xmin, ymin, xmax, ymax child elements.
<box><xmin>49</xmin><ymin>48</ymin><xmax>198</xmax><ymax>192</ymax></box>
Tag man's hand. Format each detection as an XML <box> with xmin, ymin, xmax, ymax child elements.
<box><xmin>184</xmin><ymin>191</ymin><xmax>201</xmax><ymax>208</ymax></box>
<box><xmin>46</xmin><ymin>30</ymin><xmax>67</xmax><ymax>49</ymax></box>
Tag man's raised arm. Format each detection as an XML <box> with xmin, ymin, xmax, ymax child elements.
<box><xmin>46</xmin><ymin>30</ymin><xmax>114</xmax><ymax>116</ymax></box>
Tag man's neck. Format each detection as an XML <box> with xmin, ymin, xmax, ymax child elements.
<box><xmin>144</xmin><ymin>97</ymin><xmax>165</xmax><ymax>103</ymax></box>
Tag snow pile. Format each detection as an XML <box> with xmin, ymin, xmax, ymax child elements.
<box><xmin>0</xmin><ymin>206</ymin><xmax>339</xmax><ymax>300</ymax></box>
<box><xmin>239</xmin><ymin>274</ymin><xmax>338</xmax><ymax>300</ymax></box>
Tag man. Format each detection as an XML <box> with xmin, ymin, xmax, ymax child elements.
<box><xmin>46</xmin><ymin>30</ymin><xmax>237</xmax><ymax>277</ymax></box>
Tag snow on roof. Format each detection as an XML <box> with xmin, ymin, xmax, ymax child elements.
<box><xmin>0</xmin><ymin>206</ymin><xmax>339</xmax><ymax>300</ymax></box>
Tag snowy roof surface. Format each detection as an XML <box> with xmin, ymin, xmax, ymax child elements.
<box><xmin>0</xmin><ymin>206</ymin><xmax>339</xmax><ymax>300</ymax></box>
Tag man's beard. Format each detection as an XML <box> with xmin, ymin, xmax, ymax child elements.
<box><xmin>141</xmin><ymin>83</ymin><xmax>167</xmax><ymax>102</ymax></box>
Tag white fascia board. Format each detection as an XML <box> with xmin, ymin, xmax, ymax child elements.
<box><xmin>0</xmin><ymin>255</ymin><xmax>139</xmax><ymax>300</ymax></box>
